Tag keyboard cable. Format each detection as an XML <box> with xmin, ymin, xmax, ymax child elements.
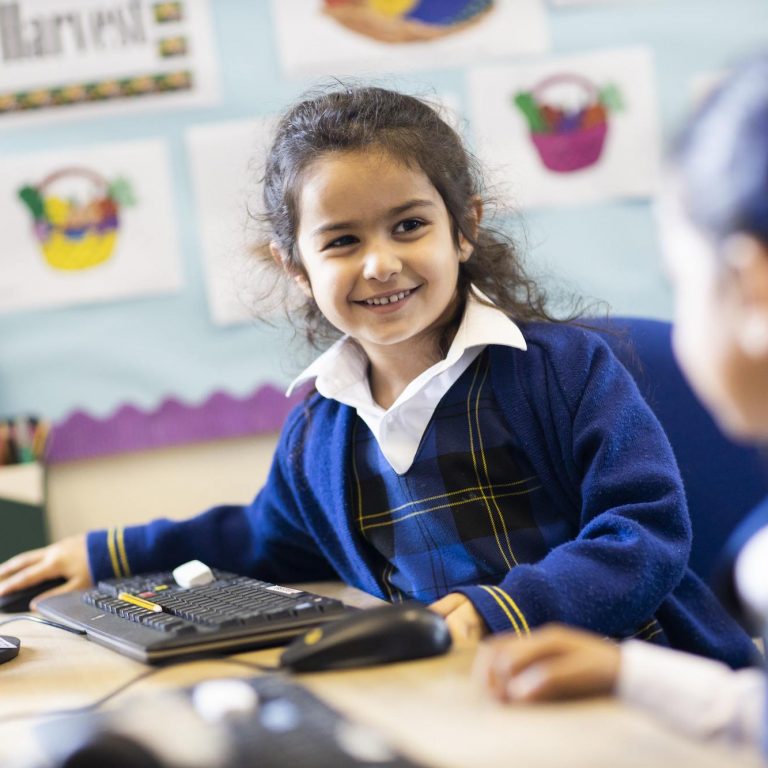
<box><xmin>0</xmin><ymin>614</ymin><xmax>281</xmax><ymax>725</ymax></box>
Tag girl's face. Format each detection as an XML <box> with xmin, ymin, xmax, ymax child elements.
<box><xmin>291</xmin><ymin>150</ymin><xmax>473</xmax><ymax>364</ymax></box>
<box><xmin>659</xmin><ymin>183</ymin><xmax>768</xmax><ymax>439</ymax></box>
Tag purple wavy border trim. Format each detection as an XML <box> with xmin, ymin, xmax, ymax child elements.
<box><xmin>46</xmin><ymin>384</ymin><xmax>308</xmax><ymax>464</ymax></box>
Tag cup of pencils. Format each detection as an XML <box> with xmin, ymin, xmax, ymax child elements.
<box><xmin>0</xmin><ymin>416</ymin><xmax>50</xmax><ymax>560</ymax></box>
<box><xmin>513</xmin><ymin>73</ymin><xmax>624</xmax><ymax>173</ymax></box>
<box><xmin>0</xmin><ymin>416</ymin><xmax>49</xmax><ymax>466</ymax></box>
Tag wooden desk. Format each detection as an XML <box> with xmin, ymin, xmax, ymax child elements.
<box><xmin>0</xmin><ymin>584</ymin><xmax>764</xmax><ymax>768</ymax></box>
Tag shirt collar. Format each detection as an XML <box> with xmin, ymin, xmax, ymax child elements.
<box><xmin>285</xmin><ymin>289</ymin><xmax>526</xmax><ymax>398</ymax></box>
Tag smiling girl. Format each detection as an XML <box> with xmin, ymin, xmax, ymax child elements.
<box><xmin>0</xmin><ymin>85</ymin><xmax>755</xmax><ymax>668</ymax></box>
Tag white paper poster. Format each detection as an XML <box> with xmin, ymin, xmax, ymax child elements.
<box><xmin>468</xmin><ymin>47</ymin><xmax>661</xmax><ymax>209</ymax></box>
<box><xmin>272</xmin><ymin>0</ymin><xmax>550</xmax><ymax>78</ymax></box>
<box><xmin>186</xmin><ymin>117</ymin><xmax>276</xmax><ymax>327</ymax></box>
<box><xmin>549</xmin><ymin>0</ymin><xmax>640</xmax><ymax>5</ymax></box>
<box><xmin>0</xmin><ymin>0</ymin><xmax>219</xmax><ymax>128</ymax></box>
<box><xmin>0</xmin><ymin>138</ymin><xmax>182</xmax><ymax>313</ymax></box>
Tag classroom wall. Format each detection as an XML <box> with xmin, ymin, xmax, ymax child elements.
<box><xmin>2</xmin><ymin>0</ymin><xmax>768</xmax><ymax>540</ymax></box>
<box><xmin>47</xmin><ymin>432</ymin><xmax>279</xmax><ymax>540</ymax></box>
<box><xmin>3</xmin><ymin>1</ymin><xmax>768</xmax><ymax>426</ymax></box>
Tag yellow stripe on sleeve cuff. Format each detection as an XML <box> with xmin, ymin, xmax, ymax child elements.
<box><xmin>106</xmin><ymin>527</ymin><xmax>123</xmax><ymax>578</ymax></box>
<box><xmin>479</xmin><ymin>585</ymin><xmax>522</xmax><ymax>637</ymax></box>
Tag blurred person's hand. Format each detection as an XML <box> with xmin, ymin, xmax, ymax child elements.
<box><xmin>473</xmin><ymin>624</ymin><xmax>621</xmax><ymax>702</ymax></box>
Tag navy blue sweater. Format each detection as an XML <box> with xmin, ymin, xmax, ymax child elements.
<box><xmin>87</xmin><ymin>323</ymin><xmax>757</xmax><ymax>668</ymax></box>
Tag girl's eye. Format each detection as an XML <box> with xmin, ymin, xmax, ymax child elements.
<box><xmin>394</xmin><ymin>218</ymin><xmax>424</xmax><ymax>234</ymax></box>
<box><xmin>324</xmin><ymin>234</ymin><xmax>358</xmax><ymax>250</ymax></box>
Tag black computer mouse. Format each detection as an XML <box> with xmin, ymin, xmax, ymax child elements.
<box><xmin>0</xmin><ymin>635</ymin><xmax>20</xmax><ymax>664</ymax></box>
<box><xmin>0</xmin><ymin>578</ymin><xmax>67</xmax><ymax>613</ymax></box>
<box><xmin>279</xmin><ymin>601</ymin><xmax>452</xmax><ymax>672</ymax></box>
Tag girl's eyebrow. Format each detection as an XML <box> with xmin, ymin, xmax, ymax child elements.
<box><xmin>310</xmin><ymin>199</ymin><xmax>436</xmax><ymax>238</ymax></box>
<box><xmin>389</xmin><ymin>198</ymin><xmax>436</xmax><ymax>216</ymax></box>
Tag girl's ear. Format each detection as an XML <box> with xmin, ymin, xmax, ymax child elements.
<box><xmin>458</xmin><ymin>197</ymin><xmax>484</xmax><ymax>263</ymax></box>
<box><xmin>724</xmin><ymin>234</ymin><xmax>768</xmax><ymax>357</ymax></box>
<box><xmin>270</xmin><ymin>241</ymin><xmax>313</xmax><ymax>299</ymax></box>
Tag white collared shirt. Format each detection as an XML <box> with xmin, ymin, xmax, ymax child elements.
<box><xmin>286</xmin><ymin>290</ymin><xmax>527</xmax><ymax>474</ymax></box>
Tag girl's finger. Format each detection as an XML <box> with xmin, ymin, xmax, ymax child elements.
<box><xmin>429</xmin><ymin>592</ymin><xmax>467</xmax><ymax>616</ymax></box>
<box><xmin>0</xmin><ymin>549</ymin><xmax>46</xmax><ymax>582</ymax></box>
<box><xmin>0</xmin><ymin>562</ymin><xmax>55</xmax><ymax>597</ymax></box>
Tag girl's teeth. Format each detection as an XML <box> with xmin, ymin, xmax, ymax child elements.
<box><xmin>365</xmin><ymin>290</ymin><xmax>410</xmax><ymax>306</ymax></box>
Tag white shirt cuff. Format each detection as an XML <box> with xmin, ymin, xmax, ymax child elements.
<box><xmin>618</xmin><ymin>639</ymin><xmax>765</xmax><ymax>748</ymax></box>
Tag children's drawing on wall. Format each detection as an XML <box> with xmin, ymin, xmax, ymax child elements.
<box><xmin>0</xmin><ymin>139</ymin><xmax>182</xmax><ymax>314</ymax></box>
<box><xmin>468</xmin><ymin>47</ymin><xmax>661</xmax><ymax>209</ymax></box>
<box><xmin>0</xmin><ymin>0</ymin><xmax>219</xmax><ymax>128</ymax></box>
<box><xmin>18</xmin><ymin>168</ymin><xmax>135</xmax><ymax>272</ymax></box>
<box><xmin>186</xmin><ymin>117</ymin><xmax>276</xmax><ymax>327</ymax></box>
<box><xmin>321</xmin><ymin>0</ymin><xmax>494</xmax><ymax>43</ymax></box>
<box><xmin>514</xmin><ymin>74</ymin><xmax>623</xmax><ymax>173</ymax></box>
<box><xmin>271</xmin><ymin>0</ymin><xmax>550</xmax><ymax>78</ymax></box>
<box><xmin>549</xmin><ymin>0</ymin><xmax>639</xmax><ymax>5</ymax></box>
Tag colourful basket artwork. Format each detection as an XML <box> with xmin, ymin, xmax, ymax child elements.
<box><xmin>17</xmin><ymin>168</ymin><xmax>135</xmax><ymax>271</ymax></box>
<box><xmin>514</xmin><ymin>73</ymin><xmax>624</xmax><ymax>173</ymax></box>
<box><xmin>322</xmin><ymin>0</ymin><xmax>493</xmax><ymax>43</ymax></box>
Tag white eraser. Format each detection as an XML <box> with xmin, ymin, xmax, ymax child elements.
<box><xmin>172</xmin><ymin>559</ymin><xmax>215</xmax><ymax>588</ymax></box>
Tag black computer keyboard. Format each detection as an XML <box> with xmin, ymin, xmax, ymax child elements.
<box><xmin>38</xmin><ymin>569</ymin><xmax>356</xmax><ymax>663</ymax></box>
<box><xmin>37</xmin><ymin>675</ymin><xmax>428</xmax><ymax>768</ymax></box>
<box><xmin>84</xmin><ymin>569</ymin><xmax>343</xmax><ymax>635</ymax></box>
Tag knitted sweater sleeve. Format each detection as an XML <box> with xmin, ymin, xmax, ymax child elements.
<box><xmin>86</xmin><ymin>408</ymin><xmax>337</xmax><ymax>584</ymax></box>
<box><xmin>455</xmin><ymin>330</ymin><xmax>692</xmax><ymax>637</ymax></box>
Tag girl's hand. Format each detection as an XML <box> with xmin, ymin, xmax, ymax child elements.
<box><xmin>429</xmin><ymin>593</ymin><xmax>488</xmax><ymax>645</ymax></box>
<box><xmin>0</xmin><ymin>535</ymin><xmax>91</xmax><ymax>610</ymax></box>
<box><xmin>473</xmin><ymin>624</ymin><xmax>621</xmax><ymax>703</ymax></box>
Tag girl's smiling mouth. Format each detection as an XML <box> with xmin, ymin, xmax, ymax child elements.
<box><xmin>354</xmin><ymin>286</ymin><xmax>419</xmax><ymax>308</ymax></box>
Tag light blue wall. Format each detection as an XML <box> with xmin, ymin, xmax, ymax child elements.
<box><xmin>2</xmin><ymin>0</ymin><xmax>767</xmax><ymax>423</ymax></box>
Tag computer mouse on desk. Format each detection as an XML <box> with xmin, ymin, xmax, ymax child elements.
<box><xmin>279</xmin><ymin>601</ymin><xmax>452</xmax><ymax>672</ymax></box>
<box><xmin>0</xmin><ymin>578</ymin><xmax>67</xmax><ymax>613</ymax></box>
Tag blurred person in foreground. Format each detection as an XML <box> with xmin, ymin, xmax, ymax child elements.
<box><xmin>474</xmin><ymin>52</ymin><xmax>768</xmax><ymax>753</ymax></box>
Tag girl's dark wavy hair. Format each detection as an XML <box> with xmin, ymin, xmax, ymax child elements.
<box><xmin>256</xmin><ymin>83</ymin><xmax>587</xmax><ymax>349</ymax></box>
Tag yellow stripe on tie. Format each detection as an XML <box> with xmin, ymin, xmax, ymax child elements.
<box><xmin>489</xmin><ymin>586</ymin><xmax>530</xmax><ymax>636</ymax></box>
<box><xmin>473</xmin><ymin>359</ymin><xmax>518</xmax><ymax>568</ymax></box>
<box><xmin>360</xmin><ymin>487</ymin><xmax>542</xmax><ymax>532</ymax></box>
<box><xmin>115</xmin><ymin>527</ymin><xmax>131</xmax><ymax>577</ymax></box>
<box><xmin>358</xmin><ymin>477</ymin><xmax>538</xmax><ymax>523</ymax></box>
<box><xmin>466</xmin><ymin>361</ymin><xmax>512</xmax><ymax>571</ymax></box>
<box><xmin>479</xmin><ymin>585</ymin><xmax>521</xmax><ymax>637</ymax></box>
<box><xmin>106</xmin><ymin>528</ymin><xmax>122</xmax><ymax>578</ymax></box>
<box><xmin>350</xmin><ymin>419</ymin><xmax>365</xmax><ymax>533</ymax></box>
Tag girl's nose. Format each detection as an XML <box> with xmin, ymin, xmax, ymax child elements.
<box><xmin>362</xmin><ymin>247</ymin><xmax>402</xmax><ymax>282</ymax></box>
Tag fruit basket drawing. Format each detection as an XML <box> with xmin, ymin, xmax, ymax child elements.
<box><xmin>514</xmin><ymin>73</ymin><xmax>624</xmax><ymax>173</ymax></box>
<box><xmin>18</xmin><ymin>167</ymin><xmax>135</xmax><ymax>271</ymax></box>
<box><xmin>321</xmin><ymin>0</ymin><xmax>494</xmax><ymax>43</ymax></box>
